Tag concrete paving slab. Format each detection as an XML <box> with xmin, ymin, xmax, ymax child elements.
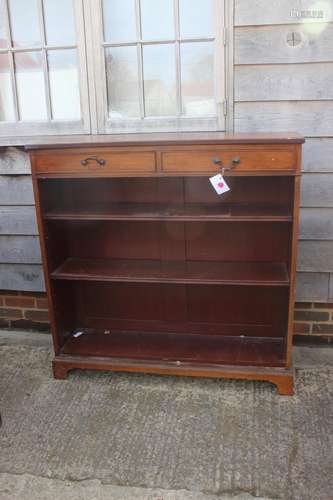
<box><xmin>0</xmin><ymin>473</ymin><xmax>273</xmax><ymax>500</ymax></box>
<box><xmin>0</xmin><ymin>329</ymin><xmax>52</xmax><ymax>348</ymax></box>
<box><xmin>0</xmin><ymin>340</ymin><xmax>332</xmax><ymax>500</ymax></box>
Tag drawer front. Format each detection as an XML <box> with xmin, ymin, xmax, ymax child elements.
<box><xmin>34</xmin><ymin>149</ymin><xmax>156</xmax><ymax>174</ymax></box>
<box><xmin>162</xmin><ymin>148</ymin><xmax>295</xmax><ymax>173</ymax></box>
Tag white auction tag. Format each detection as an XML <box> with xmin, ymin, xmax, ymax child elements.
<box><xmin>209</xmin><ymin>173</ymin><xmax>230</xmax><ymax>195</ymax></box>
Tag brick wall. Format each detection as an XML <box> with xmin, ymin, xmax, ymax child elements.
<box><xmin>0</xmin><ymin>290</ymin><xmax>332</xmax><ymax>345</ymax></box>
<box><xmin>294</xmin><ymin>302</ymin><xmax>333</xmax><ymax>345</ymax></box>
<box><xmin>0</xmin><ymin>291</ymin><xmax>49</xmax><ymax>332</ymax></box>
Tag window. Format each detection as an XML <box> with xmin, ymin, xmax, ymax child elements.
<box><xmin>0</xmin><ymin>0</ymin><xmax>89</xmax><ymax>135</ymax></box>
<box><xmin>0</xmin><ymin>0</ymin><xmax>227</xmax><ymax>136</ymax></box>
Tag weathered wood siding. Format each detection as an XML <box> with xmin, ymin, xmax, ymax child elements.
<box><xmin>234</xmin><ymin>0</ymin><xmax>333</xmax><ymax>301</ymax></box>
<box><xmin>0</xmin><ymin>150</ymin><xmax>44</xmax><ymax>291</ymax></box>
<box><xmin>0</xmin><ymin>1</ymin><xmax>332</xmax><ymax>301</ymax></box>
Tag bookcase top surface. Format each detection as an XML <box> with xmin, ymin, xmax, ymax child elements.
<box><xmin>25</xmin><ymin>132</ymin><xmax>305</xmax><ymax>150</ymax></box>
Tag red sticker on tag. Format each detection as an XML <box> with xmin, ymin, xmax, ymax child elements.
<box><xmin>209</xmin><ymin>173</ymin><xmax>230</xmax><ymax>195</ymax></box>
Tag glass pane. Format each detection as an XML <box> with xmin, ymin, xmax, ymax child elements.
<box><xmin>141</xmin><ymin>0</ymin><xmax>174</xmax><ymax>40</ymax></box>
<box><xmin>105</xmin><ymin>46</ymin><xmax>140</xmax><ymax>119</ymax></box>
<box><xmin>15</xmin><ymin>51</ymin><xmax>47</xmax><ymax>120</ymax></box>
<box><xmin>9</xmin><ymin>0</ymin><xmax>41</xmax><ymax>47</ymax></box>
<box><xmin>48</xmin><ymin>49</ymin><xmax>80</xmax><ymax>120</ymax></box>
<box><xmin>179</xmin><ymin>0</ymin><xmax>214</xmax><ymax>38</ymax></box>
<box><xmin>143</xmin><ymin>44</ymin><xmax>177</xmax><ymax>117</ymax></box>
<box><xmin>0</xmin><ymin>0</ymin><xmax>7</xmax><ymax>48</ymax></box>
<box><xmin>103</xmin><ymin>0</ymin><xmax>136</xmax><ymax>42</ymax></box>
<box><xmin>181</xmin><ymin>42</ymin><xmax>215</xmax><ymax>117</ymax></box>
<box><xmin>0</xmin><ymin>53</ymin><xmax>15</xmax><ymax>121</ymax></box>
<box><xmin>43</xmin><ymin>0</ymin><xmax>76</xmax><ymax>45</ymax></box>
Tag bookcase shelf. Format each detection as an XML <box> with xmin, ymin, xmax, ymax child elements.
<box><xmin>43</xmin><ymin>202</ymin><xmax>292</xmax><ymax>222</ymax></box>
<box><xmin>51</xmin><ymin>258</ymin><xmax>290</xmax><ymax>286</ymax></box>
<box><xmin>62</xmin><ymin>331</ymin><xmax>285</xmax><ymax>367</ymax></box>
<box><xmin>30</xmin><ymin>133</ymin><xmax>303</xmax><ymax>394</ymax></box>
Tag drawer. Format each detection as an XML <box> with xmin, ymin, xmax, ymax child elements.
<box><xmin>34</xmin><ymin>149</ymin><xmax>156</xmax><ymax>174</ymax></box>
<box><xmin>162</xmin><ymin>147</ymin><xmax>295</xmax><ymax>173</ymax></box>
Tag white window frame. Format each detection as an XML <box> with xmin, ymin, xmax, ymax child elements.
<box><xmin>0</xmin><ymin>0</ymin><xmax>233</xmax><ymax>138</ymax></box>
<box><xmin>86</xmin><ymin>0</ymin><xmax>227</xmax><ymax>134</ymax></box>
<box><xmin>0</xmin><ymin>0</ymin><xmax>91</xmax><ymax>136</ymax></box>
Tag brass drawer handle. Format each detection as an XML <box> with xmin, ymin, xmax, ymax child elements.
<box><xmin>80</xmin><ymin>156</ymin><xmax>106</xmax><ymax>166</ymax></box>
<box><xmin>213</xmin><ymin>156</ymin><xmax>240</xmax><ymax>171</ymax></box>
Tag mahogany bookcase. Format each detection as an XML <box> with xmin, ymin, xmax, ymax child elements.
<box><xmin>29</xmin><ymin>133</ymin><xmax>304</xmax><ymax>395</ymax></box>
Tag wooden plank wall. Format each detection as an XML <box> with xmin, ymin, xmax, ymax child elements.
<box><xmin>0</xmin><ymin>149</ymin><xmax>44</xmax><ymax>291</ymax></box>
<box><xmin>234</xmin><ymin>0</ymin><xmax>333</xmax><ymax>302</ymax></box>
<box><xmin>0</xmin><ymin>0</ymin><xmax>333</xmax><ymax>301</ymax></box>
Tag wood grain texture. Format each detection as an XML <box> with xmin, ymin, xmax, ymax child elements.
<box><xmin>300</xmin><ymin>208</ymin><xmax>333</xmax><ymax>239</ymax></box>
<box><xmin>161</xmin><ymin>147</ymin><xmax>295</xmax><ymax>172</ymax></box>
<box><xmin>0</xmin><ymin>176</ymin><xmax>34</xmax><ymax>205</ymax></box>
<box><xmin>34</xmin><ymin>149</ymin><xmax>156</xmax><ymax>174</ymax></box>
<box><xmin>235</xmin><ymin>24</ymin><xmax>333</xmax><ymax>64</ymax></box>
<box><xmin>53</xmin><ymin>355</ymin><xmax>294</xmax><ymax>395</ymax></box>
<box><xmin>0</xmin><ymin>236</ymin><xmax>41</xmax><ymax>264</ymax></box>
<box><xmin>0</xmin><ymin>148</ymin><xmax>31</xmax><ymax>174</ymax></box>
<box><xmin>301</xmin><ymin>173</ymin><xmax>333</xmax><ymax>207</ymax></box>
<box><xmin>0</xmin><ymin>263</ymin><xmax>44</xmax><ymax>291</ymax></box>
<box><xmin>235</xmin><ymin>0</ymin><xmax>333</xmax><ymax>26</ymax></box>
<box><xmin>286</xmin><ymin>161</ymin><xmax>301</xmax><ymax>367</ymax></box>
<box><xmin>24</xmin><ymin>132</ymin><xmax>305</xmax><ymax>149</ymax></box>
<box><xmin>298</xmin><ymin>241</ymin><xmax>333</xmax><ymax>272</ymax></box>
<box><xmin>296</xmin><ymin>271</ymin><xmax>329</xmax><ymax>302</ymax></box>
<box><xmin>0</xmin><ymin>132</ymin><xmax>305</xmax><ymax>148</ymax></box>
<box><xmin>0</xmin><ymin>206</ymin><xmax>38</xmax><ymax>235</ymax></box>
<box><xmin>235</xmin><ymin>63</ymin><xmax>333</xmax><ymax>101</ymax></box>
<box><xmin>43</xmin><ymin>202</ymin><xmax>293</xmax><ymax>222</ymax></box>
<box><xmin>234</xmin><ymin>102</ymin><xmax>333</xmax><ymax>136</ymax></box>
<box><xmin>31</xmin><ymin>174</ymin><xmax>62</xmax><ymax>352</ymax></box>
<box><xmin>302</xmin><ymin>138</ymin><xmax>333</xmax><ymax>172</ymax></box>
<box><xmin>51</xmin><ymin>258</ymin><xmax>290</xmax><ymax>286</ymax></box>
<box><xmin>62</xmin><ymin>331</ymin><xmax>285</xmax><ymax>367</ymax></box>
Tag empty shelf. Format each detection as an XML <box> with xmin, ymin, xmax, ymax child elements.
<box><xmin>62</xmin><ymin>330</ymin><xmax>285</xmax><ymax>367</ymax></box>
<box><xmin>51</xmin><ymin>258</ymin><xmax>290</xmax><ymax>286</ymax></box>
<box><xmin>43</xmin><ymin>203</ymin><xmax>292</xmax><ymax>222</ymax></box>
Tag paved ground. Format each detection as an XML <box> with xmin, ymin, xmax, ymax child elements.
<box><xmin>0</xmin><ymin>330</ymin><xmax>332</xmax><ymax>500</ymax></box>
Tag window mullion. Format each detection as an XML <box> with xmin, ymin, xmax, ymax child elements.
<box><xmin>4</xmin><ymin>0</ymin><xmax>19</xmax><ymax>121</ymax></box>
<box><xmin>78</xmin><ymin>0</ymin><xmax>98</xmax><ymax>133</ymax></box>
<box><xmin>134</xmin><ymin>0</ymin><xmax>145</xmax><ymax>119</ymax></box>
<box><xmin>214</xmin><ymin>0</ymin><xmax>225</xmax><ymax>130</ymax></box>
<box><xmin>7</xmin><ymin>50</ymin><xmax>19</xmax><ymax>121</ymax></box>
<box><xmin>0</xmin><ymin>44</ymin><xmax>77</xmax><ymax>53</ymax></box>
<box><xmin>101</xmin><ymin>37</ymin><xmax>214</xmax><ymax>48</ymax></box>
<box><xmin>37</xmin><ymin>0</ymin><xmax>52</xmax><ymax>121</ymax></box>
<box><xmin>174</xmin><ymin>0</ymin><xmax>181</xmax><ymax>117</ymax></box>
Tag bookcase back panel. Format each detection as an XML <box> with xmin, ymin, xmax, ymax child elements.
<box><xmin>38</xmin><ymin>176</ymin><xmax>294</xmax><ymax>211</ymax></box>
<box><xmin>50</xmin><ymin>220</ymin><xmax>291</xmax><ymax>264</ymax></box>
<box><xmin>60</xmin><ymin>281</ymin><xmax>289</xmax><ymax>339</ymax></box>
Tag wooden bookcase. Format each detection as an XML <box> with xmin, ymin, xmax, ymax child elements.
<box><xmin>29</xmin><ymin>133</ymin><xmax>304</xmax><ymax>395</ymax></box>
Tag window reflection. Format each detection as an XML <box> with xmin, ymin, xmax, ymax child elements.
<box><xmin>181</xmin><ymin>42</ymin><xmax>215</xmax><ymax>116</ymax></box>
<box><xmin>8</xmin><ymin>0</ymin><xmax>41</xmax><ymax>47</ymax></box>
<box><xmin>143</xmin><ymin>44</ymin><xmax>177</xmax><ymax>117</ymax></box>
<box><xmin>106</xmin><ymin>46</ymin><xmax>140</xmax><ymax>118</ymax></box>
<box><xmin>0</xmin><ymin>53</ymin><xmax>15</xmax><ymax>121</ymax></box>
<box><xmin>14</xmin><ymin>51</ymin><xmax>47</xmax><ymax>120</ymax></box>
<box><xmin>48</xmin><ymin>49</ymin><xmax>81</xmax><ymax>120</ymax></box>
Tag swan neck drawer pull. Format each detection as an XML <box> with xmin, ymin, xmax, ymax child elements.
<box><xmin>212</xmin><ymin>156</ymin><xmax>241</xmax><ymax>171</ymax></box>
<box><xmin>80</xmin><ymin>156</ymin><xmax>106</xmax><ymax>166</ymax></box>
